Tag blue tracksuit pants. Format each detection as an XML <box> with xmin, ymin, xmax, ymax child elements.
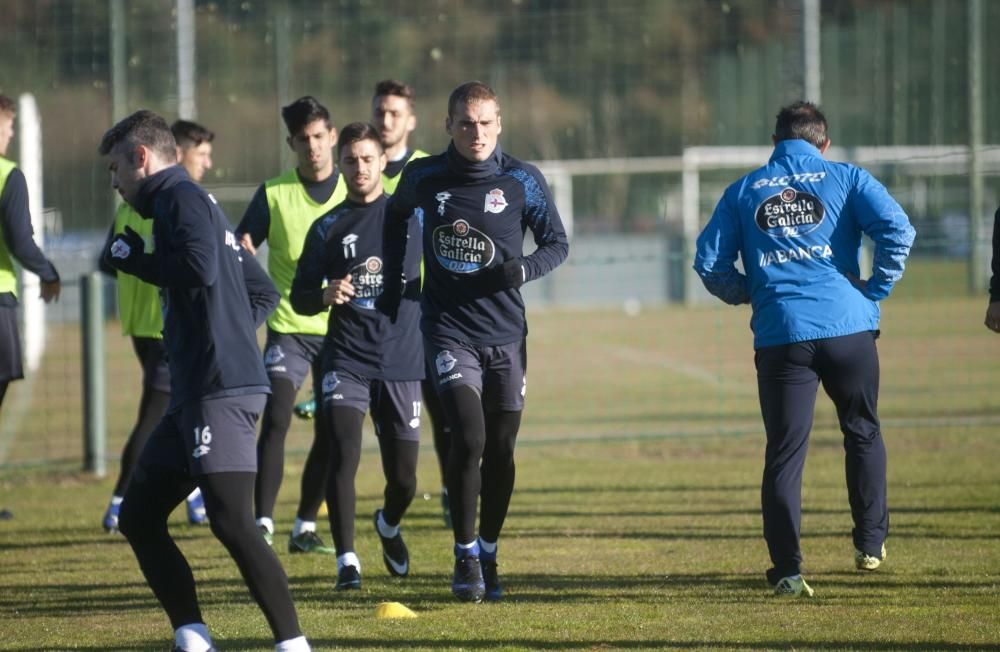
<box><xmin>755</xmin><ymin>330</ymin><xmax>888</xmax><ymax>583</ymax></box>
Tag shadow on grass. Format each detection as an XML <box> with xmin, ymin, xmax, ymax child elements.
<box><xmin>49</xmin><ymin>638</ymin><xmax>1000</xmax><ymax>651</ymax></box>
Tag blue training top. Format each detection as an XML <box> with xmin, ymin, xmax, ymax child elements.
<box><xmin>693</xmin><ymin>139</ymin><xmax>916</xmax><ymax>349</ymax></box>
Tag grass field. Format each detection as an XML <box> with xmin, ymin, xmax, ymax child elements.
<box><xmin>1</xmin><ymin>262</ymin><xmax>999</xmax><ymax>650</ymax></box>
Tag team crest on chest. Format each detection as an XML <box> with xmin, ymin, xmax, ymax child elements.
<box><xmin>436</xmin><ymin>192</ymin><xmax>451</xmax><ymax>216</ymax></box>
<box><xmin>484</xmin><ymin>188</ymin><xmax>508</xmax><ymax>214</ymax></box>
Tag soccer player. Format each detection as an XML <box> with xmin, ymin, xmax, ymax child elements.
<box><xmin>0</xmin><ymin>93</ymin><xmax>61</xmax><ymax>416</ymax></box>
<box><xmin>100</xmin><ymin>119</ymin><xmax>216</xmax><ymax>533</ymax></box>
<box><xmin>379</xmin><ymin>81</ymin><xmax>569</xmax><ymax>602</ymax></box>
<box><xmin>290</xmin><ymin>122</ymin><xmax>423</xmax><ymax>590</ymax></box>
<box><xmin>372</xmin><ymin>79</ymin><xmax>457</xmax><ymax>527</ymax></box>
<box><xmin>100</xmin><ymin>110</ymin><xmax>310</xmax><ymax>652</ymax></box>
<box><xmin>693</xmin><ymin>102</ymin><xmax>915</xmax><ymax>597</ymax></box>
<box><xmin>237</xmin><ymin>96</ymin><xmax>345</xmax><ymax>553</ymax></box>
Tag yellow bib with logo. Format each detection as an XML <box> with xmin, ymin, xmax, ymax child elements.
<box><xmin>263</xmin><ymin>168</ymin><xmax>346</xmax><ymax>334</ymax></box>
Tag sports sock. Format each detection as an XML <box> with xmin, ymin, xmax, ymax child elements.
<box><xmin>455</xmin><ymin>540</ymin><xmax>479</xmax><ymax>559</ymax></box>
<box><xmin>256</xmin><ymin>517</ymin><xmax>274</xmax><ymax>534</ymax></box>
<box><xmin>337</xmin><ymin>552</ymin><xmax>361</xmax><ymax>572</ymax></box>
<box><xmin>275</xmin><ymin>635</ymin><xmax>311</xmax><ymax>652</ymax></box>
<box><xmin>175</xmin><ymin>623</ymin><xmax>213</xmax><ymax>652</ymax></box>
<box><xmin>376</xmin><ymin>510</ymin><xmax>399</xmax><ymax>538</ymax></box>
<box><xmin>187</xmin><ymin>487</ymin><xmax>202</xmax><ymax>502</ymax></box>
<box><xmin>292</xmin><ymin>518</ymin><xmax>316</xmax><ymax>537</ymax></box>
<box><xmin>478</xmin><ymin>537</ymin><xmax>497</xmax><ymax>561</ymax></box>
<box><xmin>110</xmin><ymin>495</ymin><xmax>124</xmax><ymax>506</ymax></box>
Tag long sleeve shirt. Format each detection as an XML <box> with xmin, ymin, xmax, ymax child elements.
<box><xmin>383</xmin><ymin>146</ymin><xmax>569</xmax><ymax>346</ymax></box>
<box><xmin>118</xmin><ymin>164</ymin><xmax>279</xmax><ymax>409</ymax></box>
<box><xmin>291</xmin><ymin>194</ymin><xmax>423</xmax><ymax>380</ymax></box>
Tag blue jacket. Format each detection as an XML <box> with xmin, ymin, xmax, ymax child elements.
<box><xmin>116</xmin><ymin>165</ymin><xmax>279</xmax><ymax>409</ymax></box>
<box><xmin>693</xmin><ymin>139</ymin><xmax>915</xmax><ymax>349</ymax></box>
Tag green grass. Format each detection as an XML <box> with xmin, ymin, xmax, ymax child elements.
<box><xmin>1</xmin><ymin>262</ymin><xmax>999</xmax><ymax>649</ymax></box>
<box><xmin>1</xmin><ymin>424</ymin><xmax>998</xmax><ymax>650</ymax></box>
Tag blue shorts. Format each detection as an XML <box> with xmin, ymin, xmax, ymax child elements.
<box><xmin>424</xmin><ymin>334</ymin><xmax>527</xmax><ymax>412</ymax></box>
<box><xmin>319</xmin><ymin>368</ymin><xmax>422</xmax><ymax>441</ymax></box>
<box><xmin>139</xmin><ymin>393</ymin><xmax>267</xmax><ymax>476</ymax></box>
<box><xmin>263</xmin><ymin>329</ymin><xmax>324</xmax><ymax>388</ymax></box>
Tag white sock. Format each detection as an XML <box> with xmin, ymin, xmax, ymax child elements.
<box><xmin>275</xmin><ymin>635</ymin><xmax>311</xmax><ymax>652</ymax></box>
<box><xmin>478</xmin><ymin>538</ymin><xmax>497</xmax><ymax>555</ymax></box>
<box><xmin>376</xmin><ymin>511</ymin><xmax>399</xmax><ymax>538</ymax></box>
<box><xmin>256</xmin><ymin>517</ymin><xmax>274</xmax><ymax>534</ymax></box>
<box><xmin>175</xmin><ymin>623</ymin><xmax>212</xmax><ymax>652</ymax></box>
<box><xmin>186</xmin><ymin>487</ymin><xmax>202</xmax><ymax>503</ymax></box>
<box><xmin>292</xmin><ymin>518</ymin><xmax>316</xmax><ymax>537</ymax></box>
<box><xmin>337</xmin><ymin>552</ymin><xmax>361</xmax><ymax>572</ymax></box>
<box><xmin>110</xmin><ymin>495</ymin><xmax>124</xmax><ymax>506</ymax></box>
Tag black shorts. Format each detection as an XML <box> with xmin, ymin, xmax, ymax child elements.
<box><xmin>0</xmin><ymin>299</ymin><xmax>23</xmax><ymax>383</ymax></box>
<box><xmin>424</xmin><ymin>334</ymin><xmax>527</xmax><ymax>412</ymax></box>
<box><xmin>262</xmin><ymin>329</ymin><xmax>324</xmax><ymax>388</ymax></box>
<box><xmin>139</xmin><ymin>393</ymin><xmax>267</xmax><ymax>476</ymax></box>
<box><xmin>319</xmin><ymin>368</ymin><xmax>422</xmax><ymax>442</ymax></box>
<box><xmin>131</xmin><ymin>336</ymin><xmax>171</xmax><ymax>393</ymax></box>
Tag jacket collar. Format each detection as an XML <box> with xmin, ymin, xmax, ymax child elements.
<box><xmin>133</xmin><ymin>164</ymin><xmax>190</xmax><ymax>219</ymax></box>
<box><xmin>769</xmin><ymin>139</ymin><xmax>823</xmax><ymax>162</ymax></box>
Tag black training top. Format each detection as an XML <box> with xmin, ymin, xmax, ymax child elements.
<box><xmin>0</xmin><ymin>168</ymin><xmax>60</xmax><ymax>289</ymax></box>
<box><xmin>291</xmin><ymin>194</ymin><xmax>423</xmax><ymax>381</ymax></box>
<box><xmin>383</xmin><ymin>143</ymin><xmax>569</xmax><ymax>346</ymax></box>
<box><xmin>125</xmin><ymin>164</ymin><xmax>279</xmax><ymax>409</ymax></box>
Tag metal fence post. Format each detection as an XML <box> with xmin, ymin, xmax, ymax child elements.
<box><xmin>81</xmin><ymin>272</ymin><xmax>107</xmax><ymax>477</ymax></box>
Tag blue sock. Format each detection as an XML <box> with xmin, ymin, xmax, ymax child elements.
<box><xmin>454</xmin><ymin>540</ymin><xmax>480</xmax><ymax>559</ymax></box>
<box><xmin>478</xmin><ymin>537</ymin><xmax>497</xmax><ymax>561</ymax></box>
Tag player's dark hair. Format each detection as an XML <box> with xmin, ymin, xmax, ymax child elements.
<box><xmin>337</xmin><ymin>122</ymin><xmax>383</xmax><ymax>159</ymax></box>
<box><xmin>373</xmin><ymin>80</ymin><xmax>415</xmax><ymax>109</ymax></box>
<box><xmin>0</xmin><ymin>94</ymin><xmax>16</xmax><ymax>118</ymax></box>
<box><xmin>448</xmin><ymin>81</ymin><xmax>500</xmax><ymax>118</ymax></box>
<box><xmin>171</xmin><ymin>119</ymin><xmax>214</xmax><ymax>149</ymax></box>
<box><xmin>281</xmin><ymin>95</ymin><xmax>331</xmax><ymax>136</ymax></box>
<box><xmin>774</xmin><ymin>102</ymin><xmax>828</xmax><ymax>149</ymax></box>
<box><xmin>99</xmin><ymin>110</ymin><xmax>177</xmax><ymax>164</ymax></box>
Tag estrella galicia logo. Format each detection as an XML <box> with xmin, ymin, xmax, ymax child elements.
<box><xmin>755</xmin><ymin>187</ymin><xmax>826</xmax><ymax>238</ymax></box>
<box><xmin>435</xmin><ymin>350</ymin><xmax>457</xmax><ymax>375</ymax></box>
<box><xmin>347</xmin><ymin>256</ymin><xmax>384</xmax><ymax>309</ymax></box>
<box><xmin>322</xmin><ymin>371</ymin><xmax>340</xmax><ymax>395</ymax></box>
<box><xmin>433</xmin><ymin>219</ymin><xmax>496</xmax><ymax>273</ymax></box>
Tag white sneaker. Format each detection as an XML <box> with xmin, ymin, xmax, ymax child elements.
<box><xmin>774</xmin><ymin>574</ymin><xmax>814</xmax><ymax>597</ymax></box>
<box><xmin>855</xmin><ymin>542</ymin><xmax>887</xmax><ymax>571</ymax></box>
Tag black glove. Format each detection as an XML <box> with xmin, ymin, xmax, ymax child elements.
<box><xmin>477</xmin><ymin>258</ymin><xmax>526</xmax><ymax>293</ymax></box>
<box><xmin>496</xmin><ymin>258</ymin><xmax>526</xmax><ymax>289</ymax></box>
<box><xmin>103</xmin><ymin>225</ymin><xmax>147</xmax><ymax>274</ymax></box>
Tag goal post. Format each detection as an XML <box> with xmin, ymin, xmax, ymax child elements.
<box><xmin>17</xmin><ymin>93</ymin><xmax>46</xmax><ymax>373</ymax></box>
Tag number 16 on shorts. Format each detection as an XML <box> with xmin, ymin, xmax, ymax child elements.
<box><xmin>193</xmin><ymin>425</ymin><xmax>212</xmax><ymax>459</ymax></box>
